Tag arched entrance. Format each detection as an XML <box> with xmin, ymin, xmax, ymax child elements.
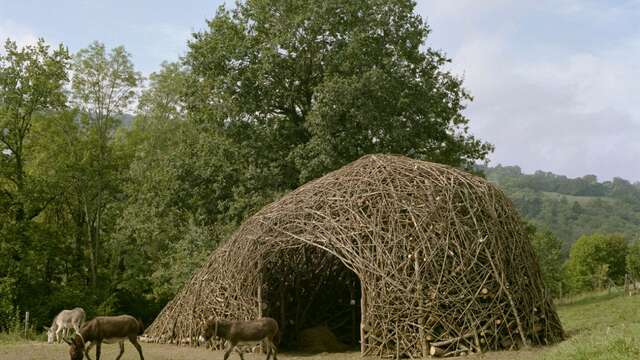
<box><xmin>261</xmin><ymin>245</ymin><xmax>361</xmax><ymax>352</ymax></box>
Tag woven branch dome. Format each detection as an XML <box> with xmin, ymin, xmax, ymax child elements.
<box><xmin>146</xmin><ymin>154</ymin><xmax>563</xmax><ymax>357</ymax></box>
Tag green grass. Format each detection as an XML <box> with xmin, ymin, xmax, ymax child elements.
<box><xmin>540</xmin><ymin>292</ymin><xmax>640</xmax><ymax>360</ymax></box>
<box><xmin>0</xmin><ymin>327</ymin><xmax>45</xmax><ymax>345</ymax></box>
<box><xmin>0</xmin><ymin>331</ymin><xmax>25</xmax><ymax>344</ymax></box>
<box><xmin>540</xmin><ymin>191</ymin><xmax>616</xmax><ymax>206</ymax></box>
<box><xmin>554</xmin><ymin>288</ymin><xmax>622</xmax><ymax>307</ymax></box>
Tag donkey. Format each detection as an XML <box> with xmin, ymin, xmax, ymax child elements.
<box><xmin>199</xmin><ymin>317</ymin><xmax>279</xmax><ymax>360</ymax></box>
<box><xmin>64</xmin><ymin>315</ymin><xmax>144</xmax><ymax>360</ymax></box>
<box><xmin>45</xmin><ymin>307</ymin><xmax>86</xmax><ymax>344</ymax></box>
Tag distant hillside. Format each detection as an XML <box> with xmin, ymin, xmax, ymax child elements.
<box><xmin>480</xmin><ymin>165</ymin><xmax>640</xmax><ymax>253</ymax></box>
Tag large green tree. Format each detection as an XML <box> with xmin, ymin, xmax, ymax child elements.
<box><xmin>186</xmin><ymin>0</ymin><xmax>493</xmax><ymax>191</ymax></box>
<box><xmin>0</xmin><ymin>39</ymin><xmax>69</xmax><ymax>327</ymax></box>
<box><xmin>528</xmin><ymin>226</ymin><xmax>564</xmax><ymax>296</ymax></box>
<box><xmin>69</xmin><ymin>41</ymin><xmax>141</xmax><ymax>288</ymax></box>
<box><xmin>113</xmin><ymin>62</ymin><xmax>246</xmax><ymax>309</ymax></box>
<box><xmin>565</xmin><ymin>233</ymin><xmax>628</xmax><ymax>292</ymax></box>
<box><xmin>0</xmin><ymin>39</ymin><xmax>69</xmax><ymax>234</ymax></box>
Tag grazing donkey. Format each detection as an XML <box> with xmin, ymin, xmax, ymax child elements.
<box><xmin>199</xmin><ymin>317</ymin><xmax>279</xmax><ymax>360</ymax></box>
<box><xmin>64</xmin><ymin>315</ymin><xmax>144</xmax><ymax>360</ymax></box>
<box><xmin>45</xmin><ymin>307</ymin><xmax>86</xmax><ymax>344</ymax></box>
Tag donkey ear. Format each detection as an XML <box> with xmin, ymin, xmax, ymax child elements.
<box><xmin>43</xmin><ymin>326</ymin><xmax>49</xmax><ymax>330</ymax></box>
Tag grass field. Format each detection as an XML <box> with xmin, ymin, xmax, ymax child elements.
<box><xmin>2</xmin><ymin>291</ymin><xmax>640</xmax><ymax>360</ymax></box>
<box><xmin>539</xmin><ymin>191</ymin><xmax>616</xmax><ymax>206</ymax></box>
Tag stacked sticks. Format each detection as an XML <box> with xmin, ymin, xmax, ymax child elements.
<box><xmin>145</xmin><ymin>154</ymin><xmax>564</xmax><ymax>357</ymax></box>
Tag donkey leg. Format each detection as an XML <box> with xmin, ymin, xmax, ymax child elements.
<box><xmin>224</xmin><ymin>342</ymin><xmax>236</xmax><ymax>360</ymax></box>
<box><xmin>85</xmin><ymin>341</ymin><xmax>95</xmax><ymax>360</ymax></box>
<box><xmin>129</xmin><ymin>336</ymin><xmax>145</xmax><ymax>360</ymax></box>
<box><xmin>262</xmin><ymin>339</ymin><xmax>271</xmax><ymax>360</ymax></box>
<box><xmin>55</xmin><ymin>327</ymin><xmax>62</xmax><ymax>343</ymax></box>
<box><xmin>95</xmin><ymin>341</ymin><xmax>102</xmax><ymax>360</ymax></box>
<box><xmin>115</xmin><ymin>341</ymin><xmax>125</xmax><ymax>360</ymax></box>
<box><xmin>269</xmin><ymin>338</ymin><xmax>278</xmax><ymax>360</ymax></box>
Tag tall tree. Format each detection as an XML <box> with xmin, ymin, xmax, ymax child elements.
<box><xmin>0</xmin><ymin>38</ymin><xmax>69</xmax><ymax>226</ymax></box>
<box><xmin>69</xmin><ymin>41</ymin><xmax>141</xmax><ymax>288</ymax></box>
<box><xmin>137</xmin><ymin>61</ymin><xmax>188</xmax><ymax>123</ymax></box>
<box><xmin>528</xmin><ymin>225</ymin><xmax>564</xmax><ymax>296</ymax></box>
<box><xmin>186</xmin><ymin>0</ymin><xmax>493</xmax><ymax>192</ymax></box>
<box><xmin>0</xmin><ymin>39</ymin><xmax>69</xmax><ymax>321</ymax></box>
<box><xmin>626</xmin><ymin>240</ymin><xmax>640</xmax><ymax>280</ymax></box>
<box><xmin>71</xmin><ymin>41</ymin><xmax>140</xmax><ymax>125</ymax></box>
<box><xmin>113</xmin><ymin>62</ymin><xmax>242</xmax><ymax>308</ymax></box>
<box><xmin>565</xmin><ymin>233</ymin><xmax>628</xmax><ymax>292</ymax></box>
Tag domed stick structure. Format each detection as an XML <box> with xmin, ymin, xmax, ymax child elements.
<box><xmin>145</xmin><ymin>154</ymin><xmax>563</xmax><ymax>357</ymax></box>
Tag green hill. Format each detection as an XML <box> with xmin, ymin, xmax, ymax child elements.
<box><xmin>481</xmin><ymin>165</ymin><xmax>640</xmax><ymax>253</ymax></box>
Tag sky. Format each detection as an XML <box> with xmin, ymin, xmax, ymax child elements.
<box><xmin>1</xmin><ymin>0</ymin><xmax>639</xmax><ymax>182</ymax></box>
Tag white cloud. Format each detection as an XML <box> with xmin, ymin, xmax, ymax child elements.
<box><xmin>415</xmin><ymin>1</ymin><xmax>640</xmax><ymax>181</ymax></box>
<box><xmin>0</xmin><ymin>19</ymin><xmax>38</xmax><ymax>48</ymax></box>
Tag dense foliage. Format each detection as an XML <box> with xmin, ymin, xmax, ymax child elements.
<box><xmin>526</xmin><ymin>225</ymin><xmax>564</xmax><ymax>296</ymax></box>
<box><xmin>0</xmin><ymin>39</ymin><xmax>70</xmax><ymax>329</ymax></box>
<box><xmin>565</xmin><ymin>233</ymin><xmax>628</xmax><ymax>292</ymax></box>
<box><xmin>186</xmin><ymin>0</ymin><xmax>493</xmax><ymax>185</ymax></box>
<box><xmin>484</xmin><ymin>165</ymin><xmax>640</xmax><ymax>252</ymax></box>
<box><xmin>485</xmin><ymin>165</ymin><xmax>640</xmax><ymax>294</ymax></box>
<box><xmin>0</xmin><ymin>0</ymin><xmax>493</xmax><ymax>331</ymax></box>
<box><xmin>2</xmin><ymin>0</ymin><xmax>636</xmax><ymax>334</ymax></box>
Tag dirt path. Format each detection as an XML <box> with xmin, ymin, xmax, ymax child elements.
<box><xmin>0</xmin><ymin>341</ymin><xmax>544</xmax><ymax>360</ymax></box>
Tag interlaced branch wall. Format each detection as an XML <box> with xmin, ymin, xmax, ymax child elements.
<box><xmin>145</xmin><ymin>154</ymin><xmax>564</xmax><ymax>357</ymax></box>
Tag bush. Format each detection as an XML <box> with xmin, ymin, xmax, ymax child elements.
<box><xmin>528</xmin><ymin>226</ymin><xmax>564</xmax><ymax>296</ymax></box>
<box><xmin>626</xmin><ymin>240</ymin><xmax>640</xmax><ymax>279</ymax></box>
<box><xmin>565</xmin><ymin>233</ymin><xmax>628</xmax><ymax>292</ymax></box>
<box><xmin>0</xmin><ymin>277</ymin><xmax>17</xmax><ymax>332</ymax></box>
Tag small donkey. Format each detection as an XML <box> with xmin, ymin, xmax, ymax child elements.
<box><xmin>45</xmin><ymin>307</ymin><xmax>86</xmax><ymax>344</ymax></box>
<box><xmin>199</xmin><ymin>317</ymin><xmax>279</xmax><ymax>360</ymax></box>
<box><xmin>65</xmin><ymin>314</ymin><xmax>144</xmax><ymax>360</ymax></box>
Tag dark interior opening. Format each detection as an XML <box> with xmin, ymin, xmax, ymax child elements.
<box><xmin>261</xmin><ymin>245</ymin><xmax>361</xmax><ymax>352</ymax></box>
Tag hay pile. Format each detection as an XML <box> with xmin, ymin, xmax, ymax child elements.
<box><xmin>297</xmin><ymin>326</ymin><xmax>350</xmax><ymax>353</ymax></box>
<box><xmin>146</xmin><ymin>154</ymin><xmax>563</xmax><ymax>357</ymax></box>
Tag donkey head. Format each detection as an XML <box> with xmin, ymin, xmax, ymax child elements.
<box><xmin>64</xmin><ymin>336</ymin><xmax>84</xmax><ymax>360</ymax></box>
<box><xmin>43</xmin><ymin>326</ymin><xmax>55</xmax><ymax>344</ymax></box>
<box><xmin>199</xmin><ymin>317</ymin><xmax>224</xmax><ymax>344</ymax></box>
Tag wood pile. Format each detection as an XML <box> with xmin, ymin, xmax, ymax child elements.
<box><xmin>145</xmin><ymin>154</ymin><xmax>564</xmax><ymax>357</ymax></box>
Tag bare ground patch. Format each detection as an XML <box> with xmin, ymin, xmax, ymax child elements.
<box><xmin>0</xmin><ymin>341</ymin><xmax>545</xmax><ymax>360</ymax></box>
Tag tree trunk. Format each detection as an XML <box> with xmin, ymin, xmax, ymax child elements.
<box><xmin>84</xmin><ymin>202</ymin><xmax>97</xmax><ymax>288</ymax></box>
<box><xmin>95</xmin><ymin>201</ymin><xmax>102</xmax><ymax>286</ymax></box>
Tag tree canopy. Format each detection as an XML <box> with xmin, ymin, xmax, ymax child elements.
<box><xmin>0</xmin><ymin>39</ymin><xmax>70</xmax><ymax>328</ymax></box>
<box><xmin>484</xmin><ymin>164</ymin><xmax>640</xmax><ymax>251</ymax></box>
<box><xmin>186</xmin><ymin>0</ymin><xmax>492</xmax><ymax>186</ymax></box>
<box><xmin>1</xmin><ymin>0</ymin><xmax>498</xmax><ymax>332</ymax></box>
<box><xmin>565</xmin><ymin>233</ymin><xmax>628</xmax><ymax>292</ymax></box>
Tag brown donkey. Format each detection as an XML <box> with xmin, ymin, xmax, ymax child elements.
<box><xmin>65</xmin><ymin>315</ymin><xmax>144</xmax><ymax>360</ymax></box>
<box><xmin>199</xmin><ymin>317</ymin><xmax>279</xmax><ymax>360</ymax></box>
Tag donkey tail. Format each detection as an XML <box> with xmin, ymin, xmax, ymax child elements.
<box><xmin>136</xmin><ymin>318</ymin><xmax>145</xmax><ymax>335</ymax></box>
<box><xmin>273</xmin><ymin>328</ymin><xmax>281</xmax><ymax>347</ymax></box>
